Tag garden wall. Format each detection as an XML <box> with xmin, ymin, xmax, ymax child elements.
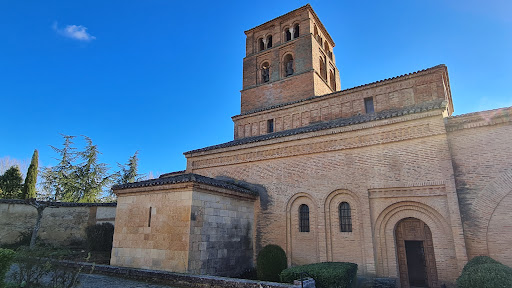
<box><xmin>0</xmin><ymin>199</ymin><xmax>116</xmax><ymax>246</ymax></box>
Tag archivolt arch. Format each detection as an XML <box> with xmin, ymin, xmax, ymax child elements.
<box><xmin>486</xmin><ymin>188</ymin><xmax>512</xmax><ymax>266</ymax></box>
<box><xmin>324</xmin><ymin>189</ymin><xmax>366</xmax><ymax>272</ymax></box>
<box><xmin>373</xmin><ymin>201</ymin><xmax>457</xmax><ymax>282</ymax></box>
<box><xmin>475</xmin><ymin>169</ymin><xmax>512</xmax><ymax>255</ymax></box>
<box><xmin>285</xmin><ymin>192</ymin><xmax>319</xmax><ymax>266</ymax></box>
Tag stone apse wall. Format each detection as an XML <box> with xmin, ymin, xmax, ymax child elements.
<box><xmin>111</xmin><ymin>177</ymin><xmax>257</xmax><ymax>277</ymax></box>
<box><xmin>446</xmin><ymin>107</ymin><xmax>512</xmax><ymax>266</ymax></box>
<box><xmin>0</xmin><ymin>200</ymin><xmax>116</xmax><ymax>246</ymax></box>
<box><xmin>186</xmin><ymin>109</ymin><xmax>468</xmax><ymax>285</ymax></box>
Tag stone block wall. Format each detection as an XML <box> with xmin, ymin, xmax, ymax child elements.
<box><xmin>0</xmin><ymin>200</ymin><xmax>116</xmax><ymax>246</ymax></box>
<box><xmin>188</xmin><ymin>189</ymin><xmax>255</xmax><ymax>276</ymax></box>
<box><xmin>111</xmin><ymin>187</ymin><xmax>193</xmax><ymax>272</ymax></box>
<box><xmin>111</xmin><ymin>181</ymin><xmax>256</xmax><ymax>276</ymax></box>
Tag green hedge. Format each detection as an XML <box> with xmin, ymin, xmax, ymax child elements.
<box><xmin>0</xmin><ymin>248</ymin><xmax>15</xmax><ymax>288</ymax></box>
<box><xmin>457</xmin><ymin>256</ymin><xmax>512</xmax><ymax>288</ymax></box>
<box><xmin>85</xmin><ymin>223</ymin><xmax>114</xmax><ymax>252</ymax></box>
<box><xmin>461</xmin><ymin>256</ymin><xmax>500</xmax><ymax>274</ymax></box>
<box><xmin>256</xmin><ymin>244</ymin><xmax>287</xmax><ymax>282</ymax></box>
<box><xmin>280</xmin><ymin>262</ymin><xmax>358</xmax><ymax>288</ymax></box>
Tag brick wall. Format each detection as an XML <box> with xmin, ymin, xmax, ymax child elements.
<box><xmin>446</xmin><ymin>107</ymin><xmax>512</xmax><ymax>266</ymax></box>
<box><xmin>187</xmin><ymin>111</ymin><xmax>468</xmax><ymax>285</ymax></box>
<box><xmin>234</xmin><ymin>65</ymin><xmax>452</xmax><ymax>139</ymax></box>
<box><xmin>241</xmin><ymin>6</ymin><xmax>339</xmax><ymax>114</ymax></box>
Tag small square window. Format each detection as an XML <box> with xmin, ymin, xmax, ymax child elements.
<box><xmin>267</xmin><ymin>119</ymin><xmax>274</xmax><ymax>133</ymax></box>
<box><xmin>364</xmin><ymin>97</ymin><xmax>374</xmax><ymax>114</ymax></box>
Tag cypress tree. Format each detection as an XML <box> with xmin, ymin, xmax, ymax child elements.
<box><xmin>22</xmin><ymin>149</ymin><xmax>39</xmax><ymax>199</ymax></box>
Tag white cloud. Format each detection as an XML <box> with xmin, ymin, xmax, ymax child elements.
<box><xmin>53</xmin><ymin>22</ymin><xmax>96</xmax><ymax>41</ymax></box>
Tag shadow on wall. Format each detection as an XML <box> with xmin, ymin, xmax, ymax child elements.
<box><xmin>215</xmin><ymin>176</ymin><xmax>270</xmax><ymax>210</ymax></box>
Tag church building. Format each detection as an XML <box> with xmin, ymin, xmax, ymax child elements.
<box><xmin>110</xmin><ymin>5</ymin><xmax>512</xmax><ymax>288</ymax></box>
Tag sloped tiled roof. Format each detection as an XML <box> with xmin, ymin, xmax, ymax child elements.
<box><xmin>112</xmin><ymin>173</ymin><xmax>258</xmax><ymax>196</ymax></box>
<box><xmin>186</xmin><ymin>99</ymin><xmax>447</xmax><ymax>155</ymax></box>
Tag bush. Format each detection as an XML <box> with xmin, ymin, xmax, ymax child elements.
<box><xmin>0</xmin><ymin>230</ymin><xmax>38</xmax><ymax>250</ymax></box>
<box><xmin>256</xmin><ymin>244</ymin><xmax>287</xmax><ymax>282</ymax></box>
<box><xmin>462</xmin><ymin>255</ymin><xmax>500</xmax><ymax>274</ymax></box>
<box><xmin>280</xmin><ymin>262</ymin><xmax>358</xmax><ymax>288</ymax></box>
<box><xmin>234</xmin><ymin>267</ymin><xmax>257</xmax><ymax>280</ymax></box>
<box><xmin>10</xmin><ymin>247</ymin><xmax>86</xmax><ymax>288</ymax></box>
<box><xmin>457</xmin><ymin>263</ymin><xmax>512</xmax><ymax>288</ymax></box>
<box><xmin>85</xmin><ymin>223</ymin><xmax>114</xmax><ymax>252</ymax></box>
<box><xmin>0</xmin><ymin>248</ymin><xmax>16</xmax><ymax>288</ymax></box>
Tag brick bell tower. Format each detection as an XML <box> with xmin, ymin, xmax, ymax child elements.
<box><xmin>240</xmin><ymin>4</ymin><xmax>340</xmax><ymax>114</ymax></box>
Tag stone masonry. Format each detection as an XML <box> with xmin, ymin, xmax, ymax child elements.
<box><xmin>111</xmin><ymin>174</ymin><xmax>257</xmax><ymax>276</ymax></box>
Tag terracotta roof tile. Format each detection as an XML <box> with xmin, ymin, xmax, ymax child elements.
<box><xmin>186</xmin><ymin>99</ymin><xmax>447</xmax><ymax>155</ymax></box>
<box><xmin>112</xmin><ymin>173</ymin><xmax>258</xmax><ymax>196</ymax></box>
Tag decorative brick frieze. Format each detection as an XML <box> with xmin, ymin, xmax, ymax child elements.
<box><xmin>190</xmin><ymin>112</ymin><xmax>443</xmax><ymax>170</ymax></box>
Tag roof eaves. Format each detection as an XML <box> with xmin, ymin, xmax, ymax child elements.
<box><xmin>233</xmin><ymin>64</ymin><xmax>447</xmax><ymax>119</ymax></box>
<box><xmin>112</xmin><ymin>173</ymin><xmax>258</xmax><ymax>196</ymax></box>
<box><xmin>187</xmin><ymin>99</ymin><xmax>447</xmax><ymax>155</ymax></box>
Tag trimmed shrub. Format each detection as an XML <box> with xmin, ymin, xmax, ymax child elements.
<box><xmin>85</xmin><ymin>223</ymin><xmax>114</xmax><ymax>252</ymax></box>
<box><xmin>462</xmin><ymin>255</ymin><xmax>500</xmax><ymax>274</ymax></box>
<box><xmin>457</xmin><ymin>263</ymin><xmax>512</xmax><ymax>288</ymax></box>
<box><xmin>280</xmin><ymin>262</ymin><xmax>358</xmax><ymax>288</ymax></box>
<box><xmin>10</xmin><ymin>247</ymin><xmax>85</xmax><ymax>288</ymax></box>
<box><xmin>256</xmin><ymin>244</ymin><xmax>287</xmax><ymax>282</ymax></box>
<box><xmin>0</xmin><ymin>248</ymin><xmax>15</xmax><ymax>288</ymax></box>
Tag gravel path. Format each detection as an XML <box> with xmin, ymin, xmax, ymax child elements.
<box><xmin>7</xmin><ymin>266</ymin><xmax>176</xmax><ymax>288</ymax></box>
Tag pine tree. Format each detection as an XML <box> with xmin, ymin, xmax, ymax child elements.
<box><xmin>41</xmin><ymin>135</ymin><xmax>79</xmax><ymax>201</ymax></box>
<box><xmin>117</xmin><ymin>151</ymin><xmax>139</xmax><ymax>184</ymax></box>
<box><xmin>75</xmin><ymin>136</ymin><xmax>112</xmax><ymax>202</ymax></box>
<box><xmin>22</xmin><ymin>149</ymin><xmax>39</xmax><ymax>199</ymax></box>
<box><xmin>0</xmin><ymin>166</ymin><xmax>24</xmax><ymax>199</ymax></box>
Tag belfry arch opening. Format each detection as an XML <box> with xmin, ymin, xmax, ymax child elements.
<box><xmin>283</xmin><ymin>54</ymin><xmax>294</xmax><ymax>77</ymax></box>
<box><xmin>395</xmin><ymin>218</ymin><xmax>439</xmax><ymax>288</ymax></box>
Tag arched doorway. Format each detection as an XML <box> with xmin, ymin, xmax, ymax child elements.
<box><xmin>395</xmin><ymin>218</ymin><xmax>439</xmax><ymax>288</ymax></box>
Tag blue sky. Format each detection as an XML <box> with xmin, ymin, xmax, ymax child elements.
<box><xmin>0</xmin><ymin>0</ymin><xmax>511</xmax><ymax>178</ymax></box>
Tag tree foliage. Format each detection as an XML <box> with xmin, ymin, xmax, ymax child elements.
<box><xmin>22</xmin><ymin>149</ymin><xmax>39</xmax><ymax>199</ymax></box>
<box><xmin>116</xmin><ymin>151</ymin><xmax>140</xmax><ymax>184</ymax></box>
<box><xmin>41</xmin><ymin>135</ymin><xmax>114</xmax><ymax>202</ymax></box>
<box><xmin>0</xmin><ymin>165</ymin><xmax>24</xmax><ymax>199</ymax></box>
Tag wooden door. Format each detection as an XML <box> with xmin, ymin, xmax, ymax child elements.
<box><xmin>395</xmin><ymin>218</ymin><xmax>439</xmax><ymax>288</ymax></box>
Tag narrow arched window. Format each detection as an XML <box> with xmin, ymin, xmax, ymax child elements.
<box><xmin>285</xmin><ymin>29</ymin><xmax>292</xmax><ymax>41</ymax></box>
<box><xmin>299</xmin><ymin>204</ymin><xmax>310</xmax><ymax>232</ymax></box>
<box><xmin>261</xmin><ymin>62</ymin><xmax>270</xmax><ymax>83</ymax></box>
<box><xmin>339</xmin><ymin>202</ymin><xmax>352</xmax><ymax>232</ymax></box>
<box><xmin>283</xmin><ymin>54</ymin><xmax>294</xmax><ymax>77</ymax></box>
<box><xmin>267</xmin><ymin>35</ymin><xmax>273</xmax><ymax>48</ymax></box>
<box><xmin>324</xmin><ymin>41</ymin><xmax>329</xmax><ymax>53</ymax></box>
<box><xmin>319</xmin><ymin>56</ymin><xmax>326</xmax><ymax>80</ymax></box>
<box><xmin>259</xmin><ymin>38</ymin><xmax>265</xmax><ymax>51</ymax></box>
<box><xmin>314</xmin><ymin>25</ymin><xmax>318</xmax><ymax>42</ymax></box>
<box><xmin>294</xmin><ymin>24</ymin><xmax>299</xmax><ymax>39</ymax></box>
<box><xmin>330</xmin><ymin>70</ymin><xmax>336</xmax><ymax>90</ymax></box>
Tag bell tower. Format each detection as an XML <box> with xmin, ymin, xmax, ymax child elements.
<box><xmin>240</xmin><ymin>4</ymin><xmax>340</xmax><ymax>114</ymax></box>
